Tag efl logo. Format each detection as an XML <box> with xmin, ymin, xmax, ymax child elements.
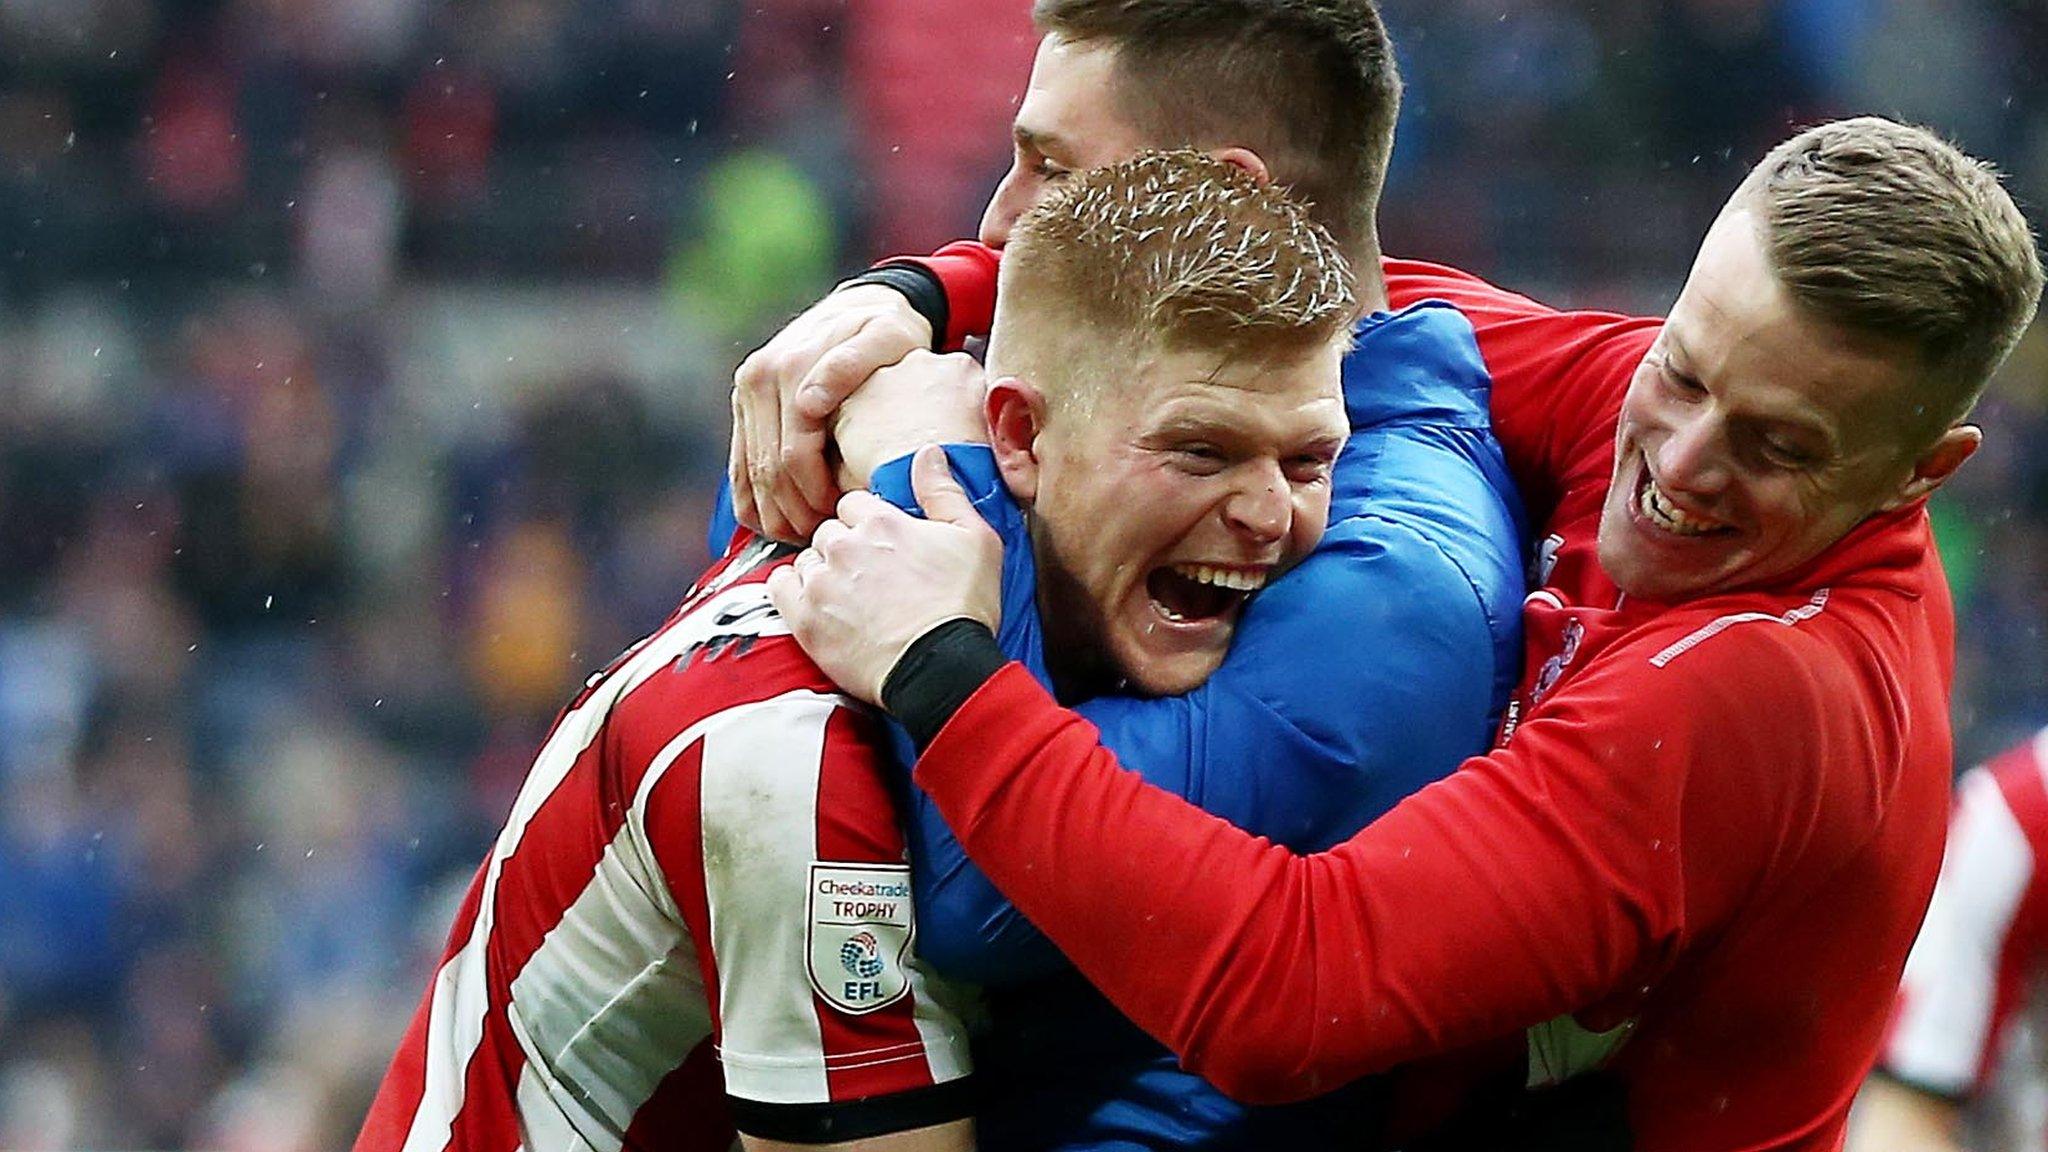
<box><xmin>807</xmin><ymin>862</ymin><xmax>915</xmax><ymax>1014</ymax></box>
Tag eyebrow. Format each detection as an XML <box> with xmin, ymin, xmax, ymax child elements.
<box><xmin>1152</xmin><ymin>413</ymin><xmax>1348</xmax><ymax>454</ymax></box>
<box><xmin>1014</xmin><ymin>123</ymin><xmax>1068</xmax><ymax>154</ymax></box>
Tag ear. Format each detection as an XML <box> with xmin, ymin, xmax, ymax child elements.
<box><xmin>986</xmin><ymin>376</ymin><xmax>1048</xmax><ymax>505</ymax></box>
<box><xmin>1207</xmin><ymin>146</ymin><xmax>1272</xmax><ymax>187</ymax></box>
<box><xmin>1881</xmin><ymin>424</ymin><xmax>1982</xmax><ymax>510</ymax></box>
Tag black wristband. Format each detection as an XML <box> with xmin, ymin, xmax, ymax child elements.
<box><xmin>843</xmin><ymin>262</ymin><xmax>949</xmax><ymax>351</ymax></box>
<box><xmin>728</xmin><ymin>1077</ymin><xmax>977</xmax><ymax>1144</ymax></box>
<box><xmin>882</xmin><ymin>618</ymin><xmax>1007</xmax><ymax>750</ymax></box>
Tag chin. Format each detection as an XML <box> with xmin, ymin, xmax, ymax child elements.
<box><xmin>1120</xmin><ymin>653</ymin><xmax>1227</xmax><ymax>698</ymax></box>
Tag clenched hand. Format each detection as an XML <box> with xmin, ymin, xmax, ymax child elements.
<box><xmin>768</xmin><ymin>446</ymin><xmax>1004</xmax><ymax>706</ymax></box>
<box><xmin>730</xmin><ymin>285</ymin><xmax>933</xmax><ymax>542</ymax></box>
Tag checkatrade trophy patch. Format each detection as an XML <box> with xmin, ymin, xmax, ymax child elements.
<box><xmin>807</xmin><ymin>862</ymin><xmax>915</xmax><ymax>1014</ymax></box>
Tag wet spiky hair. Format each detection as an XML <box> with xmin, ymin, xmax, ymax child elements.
<box><xmin>997</xmin><ymin>150</ymin><xmax>1356</xmax><ymax>378</ymax></box>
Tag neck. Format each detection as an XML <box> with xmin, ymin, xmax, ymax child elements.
<box><xmin>1348</xmin><ymin>234</ymin><xmax>1390</xmax><ymax>315</ymax></box>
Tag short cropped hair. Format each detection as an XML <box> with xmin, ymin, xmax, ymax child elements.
<box><xmin>1736</xmin><ymin>117</ymin><xmax>2044</xmax><ymax>434</ymax></box>
<box><xmin>991</xmin><ymin>150</ymin><xmax>1356</xmax><ymax>406</ymax></box>
<box><xmin>1033</xmin><ymin>0</ymin><xmax>1400</xmax><ymax>260</ymax></box>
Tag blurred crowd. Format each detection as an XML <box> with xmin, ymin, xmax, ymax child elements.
<box><xmin>0</xmin><ymin>1</ymin><xmax>2044</xmax><ymax>1148</ymax></box>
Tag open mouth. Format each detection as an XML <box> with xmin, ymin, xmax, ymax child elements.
<box><xmin>1146</xmin><ymin>563</ymin><xmax>1266</xmax><ymax>623</ymax></box>
<box><xmin>1635</xmin><ymin>469</ymin><xmax>1733</xmax><ymax>538</ymax></box>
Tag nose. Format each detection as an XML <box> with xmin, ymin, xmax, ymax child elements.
<box><xmin>1653</xmin><ymin>414</ymin><xmax>1730</xmax><ymax>497</ymax></box>
<box><xmin>1223</xmin><ymin>463</ymin><xmax>1291</xmax><ymax>546</ymax></box>
<box><xmin>978</xmin><ymin>168</ymin><xmax>1026</xmax><ymax>248</ymax></box>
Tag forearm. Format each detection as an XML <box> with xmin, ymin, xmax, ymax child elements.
<box><xmin>1847</xmin><ymin>1075</ymin><xmax>1964</xmax><ymax>1152</ymax></box>
<box><xmin>895</xmin><ymin>655</ymin><xmax>1658</xmax><ymax>1103</ymax></box>
<box><xmin>901</xmin><ymin>661</ymin><xmax>1353</xmax><ymax>1099</ymax></box>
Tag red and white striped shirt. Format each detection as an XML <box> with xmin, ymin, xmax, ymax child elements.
<box><xmin>1883</xmin><ymin>728</ymin><xmax>2048</xmax><ymax>1100</ymax></box>
<box><xmin>356</xmin><ymin>536</ymin><xmax>973</xmax><ymax>1152</ymax></box>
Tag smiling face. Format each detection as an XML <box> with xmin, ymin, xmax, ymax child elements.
<box><xmin>1596</xmin><ymin>207</ymin><xmax>1977</xmax><ymax>601</ymax></box>
<box><xmin>978</xmin><ymin>35</ymin><xmax>1153</xmax><ymax>249</ymax></box>
<box><xmin>1015</xmin><ymin>340</ymin><xmax>1349</xmax><ymax>696</ymax></box>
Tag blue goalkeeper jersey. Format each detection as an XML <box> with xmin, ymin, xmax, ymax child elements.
<box><xmin>842</xmin><ymin>301</ymin><xmax>1527</xmax><ymax>1150</ymax></box>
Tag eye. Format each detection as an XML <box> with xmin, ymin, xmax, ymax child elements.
<box><xmin>1284</xmin><ymin>453</ymin><xmax>1336</xmax><ymax>485</ymax></box>
<box><xmin>1172</xmin><ymin>444</ymin><xmax>1228</xmax><ymax>474</ymax></box>
<box><xmin>1658</xmin><ymin>364</ymin><xmax>1707</xmax><ymax>400</ymax></box>
<box><xmin>1030</xmin><ymin>157</ymin><xmax>1072</xmax><ymax>182</ymax></box>
<box><xmin>1758</xmin><ymin>436</ymin><xmax>1818</xmax><ymax>470</ymax></box>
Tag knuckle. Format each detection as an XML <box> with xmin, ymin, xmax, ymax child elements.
<box><xmin>814</xmin><ymin>347</ymin><xmax>858</xmax><ymax>379</ymax></box>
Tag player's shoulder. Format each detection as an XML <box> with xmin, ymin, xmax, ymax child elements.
<box><xmin>1382</xmin><ymin>257</ymin><xmax>1658</xmax><ymax>337</ymax></box>
<box><xmin>1622</xmin><ymin>587</ymin><xmax>1853</xmax><ymax>676</ymax></box>
<box><xmin>607</xmin><ymin>538</ymin><xmax>850</xmax><ymax>731</ymax></box>
<box><xmin>1273</xmin><ymin>511</ymin><xmax>1500</xmax><ymax>626</ymax></box>
<box><xmin>1984</xmin><ymin>730</ymin><xmax>2048</xmax><ymax>794</ymax></box>
<box><xmin>1581</xmin><ymin>590</ymin><xmax>1874</xmax><ymax>746</ymax></box>
<box><xmin>1972</xmin><ymin>731</ymin><xmax>2048</xmax><ymax>845</ymax></box>
<box><xmin>1382</xmin><ymin>257</ymin><xmax>1546</xmax><ymax>315</ymax></box>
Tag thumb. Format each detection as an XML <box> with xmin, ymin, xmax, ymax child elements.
<box><xmin>910</xmin><ymin>444</ymin><xmax>977</xmax><ymax>525</ymax></box>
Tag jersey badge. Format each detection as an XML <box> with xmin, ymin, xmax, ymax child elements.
<box><xmin>1530</xmin><ymin>616</ymin><xmax>1584</xmax><ymax>706</ymax></box>
<box><xmin>807</xmin><ymin>863</ymin><xmax>916</xmax><ymax>1015</ymax></box>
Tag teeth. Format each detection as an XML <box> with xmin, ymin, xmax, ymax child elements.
<box><xmin>1172</xmin><ymin>563</ymin><xmax>1267</xmax><ymax>592</ymax></box>
<box><xmin>1638</xmin><ymin>477</ymin><xmax>1720</xmax><ymax>536</ymax></box>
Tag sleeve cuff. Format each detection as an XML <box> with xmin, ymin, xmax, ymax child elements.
<box><xmin>727</xmin><ymin>1077</ymin><xmax>976</xmax><ymax>1144</ymax></box>
<box><xmin>844</xmin><ymin>262</ymin><xmax>948</xmax><ymax>352</ymax></box>
<box><xmin>881</xmin><ymin>618</ymin><xmax>1008</xmax><ymax>750</ymax></box>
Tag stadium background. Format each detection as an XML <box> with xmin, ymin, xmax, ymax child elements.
<box><xmin>0</xmin><ymin>1</ymin><xmax>2044</xmax><ymax>1147</ymax></box>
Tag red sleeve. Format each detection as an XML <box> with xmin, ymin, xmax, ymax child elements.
<box><xmin>910</xmin><ymin>623</ymin><xmax>1854</xmax><ymax>1103</ymax></box>
<box><xmin>1883</xmin><ymin>753</ymin><xmax>2048</xmax><ymax>1096</ymax></box>
<box><xmin>1383</xmin><ymin>257</ymin><xmax>1659</xmax><ymax>514</ymax></box>
<box><xmin>891</xmin><ymin>240</ymin><xmax>1001</xmax><ymax>351</ymax></box>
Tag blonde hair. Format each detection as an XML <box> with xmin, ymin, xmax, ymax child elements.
<box><xmin>1738</xmin><ymin>117</ymin><xmax>2043</xmax><ymax>433</ymax></box>
<box><xmin>992</xmin><ymin>150</ymin><xmax>1356</xmax><ymax>401</ymax></box>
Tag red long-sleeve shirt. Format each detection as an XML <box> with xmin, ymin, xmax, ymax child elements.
<box><xmin>906</xmin><ymin>257</ymin><xmax>1955</xmax><ymax>1149</ymax></box>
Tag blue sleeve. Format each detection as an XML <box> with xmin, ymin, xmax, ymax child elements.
<box><xmin>708</xmin><ymin>475</ymin><xmax>740</xmax><ymax>558</ymax></box>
